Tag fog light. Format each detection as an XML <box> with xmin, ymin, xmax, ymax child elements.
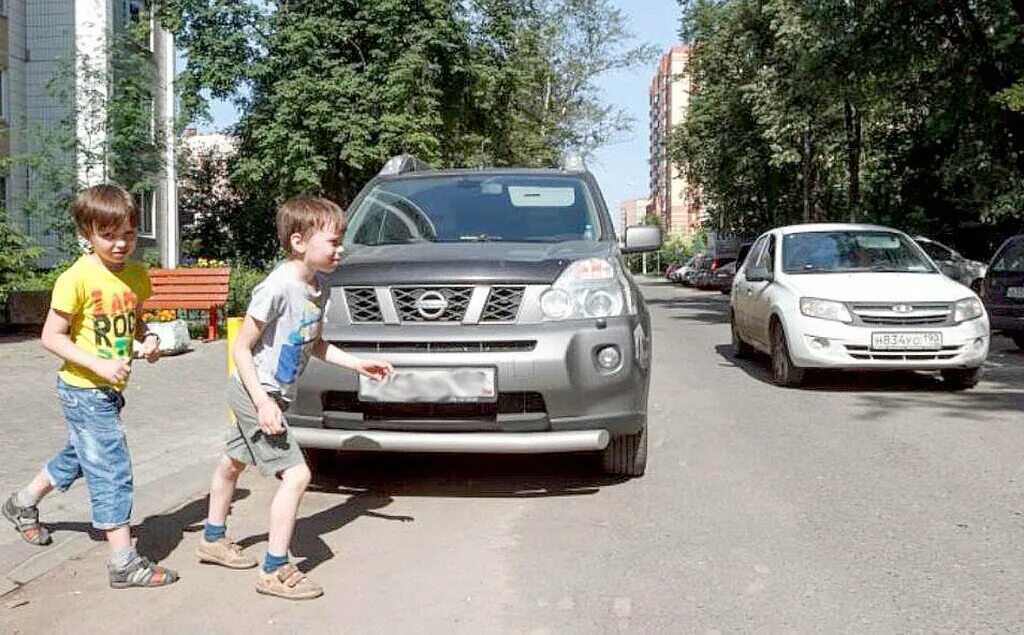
<box><xmin>974</xmin><ymin>337</ymin><xmax>987</xmax><ymax>350</ymax></box>
<box><xmin>596</xmin><ymin>345</ymin><xmax>622</xmax><ymax>370</ymax></box>
<box><xmin>809</xmin><ymin>337</ymin><xmax>831</xmax><ymax>351</ymax></box>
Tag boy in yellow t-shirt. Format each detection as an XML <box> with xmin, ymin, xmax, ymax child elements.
<box><xmin>2</xmin><ymin>185</ymin><xmax>178</xmax><ymax>589</ymax></box>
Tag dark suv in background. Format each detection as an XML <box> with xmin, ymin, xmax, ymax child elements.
<box><xmin>980</xmin><ymin>235</ymin><xmax>1024</xmax><ymax>349</ymax></box>
<box><xmin>288</xmin><ymin>155</ymin><xmax>662</xmax><ymax>476</ymax></box>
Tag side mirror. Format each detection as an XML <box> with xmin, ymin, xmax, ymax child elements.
<box><xmin>622</xmin><ymin>225</ymin><xmax>662</xmax><ymax>253</ymax></box>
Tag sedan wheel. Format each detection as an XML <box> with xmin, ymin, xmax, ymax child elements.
<box><xmin>770</xmin><ymin>322</ymin><xmax>806</xmax><ymax>388</ymax></box>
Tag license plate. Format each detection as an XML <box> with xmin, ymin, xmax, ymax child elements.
<box><xmin>1007</xmin><ymin>287</ymin><xmax>1024</xmax><ymax>299</ymax></box>
<box><xmin>871</xmin><ymin>332</ymin><xmax>943</xmax><ymax>351</ymax></box>
<box><xmin>358</xmin><ymin>367</ymin><xmax>496</xmax><ymax>403</ymax></box>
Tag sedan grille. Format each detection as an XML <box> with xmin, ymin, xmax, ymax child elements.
<box><xmin>850</xmin><ymin>303</ymin><xmax>951</xmax><ymax>327</ymax></box>
<box><xmin>392</xmin><ymin>286</ymin><xmax>474</xmax><ymax>323</ymax></box>
<box><xmin>480</xmin><ymin>286</ymin><xmax>525</xmax><ymax>322</ymax></box>
<box><xmin>344</xmin><ymin>288</ymin><xmax>383</xmax><ymax>322</ymax></box>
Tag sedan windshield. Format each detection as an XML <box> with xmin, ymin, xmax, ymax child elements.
<box><xmin>346</xmin><ymin>175</ymin><xmax>603</xmax><ymax>246</ymax></box>
<box><xmin>782</xmin><ymin>231</ymin><xmax>936</xmax><ymax>274</ymax></box>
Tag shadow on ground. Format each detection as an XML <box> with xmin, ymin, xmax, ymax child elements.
<box><xmin>46</xmin><ymin>489</ymin><xmax>252</xmax><ymax>563</ymax></box>
<box><xmin>647</xmin><ymin>292</ymin><xmax>730</xmax><ymax>325</ymax></box>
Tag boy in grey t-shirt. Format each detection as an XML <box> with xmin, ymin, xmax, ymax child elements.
<box><xmin>196</xmin><ymin>196</ymin><xmax>392</xmax><ymax>600</ymax></box>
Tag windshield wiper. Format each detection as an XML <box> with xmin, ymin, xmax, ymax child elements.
<box><xmin>369</xmin><ymin>237</ymin><xmax>433</xmax><ymax>246</ymax></box>
<box><xmin>458</xmin><ymin>234</ymin><xmax>502</xmax><ymax>242</ymax></box>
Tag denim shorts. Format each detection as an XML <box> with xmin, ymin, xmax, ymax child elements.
<box><xmin>45</xmin><ymin>377</ymin><xmax>133</xmax><ymax>530</ymax></box>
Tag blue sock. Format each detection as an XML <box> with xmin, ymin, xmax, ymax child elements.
<box><xmin>204</xmin><ymin>521</ymin><xmax>226</xmax><ymax>543</ymax></box>
<box><xmin>263</xmin><ymin>552</ymin><xmax>288</xmax><ymax>574</ymax></box>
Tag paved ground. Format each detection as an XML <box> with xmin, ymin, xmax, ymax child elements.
<box><xmin>1</xmin><ymin>280</ymin><xmax>1024</xmax><ymax>633</ymax></box>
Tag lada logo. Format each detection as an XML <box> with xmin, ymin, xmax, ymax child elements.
<box><xmin>415</xmin><ymin>291</ymin><xmax>449</xmax><ymax>319</ymax></box>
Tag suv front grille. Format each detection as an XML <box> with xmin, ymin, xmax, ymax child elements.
<box><xmin>850</xmin><ymin>303</ymin><xmax>951</xmax><ymax>327</ymax></box>
<box><xmin>344</xmin><ymin>288</ymin><xmax>382</xmax><ymax>322</ymax></box>
<box><xmin>323</xmin><ymin>391</ymin><xmax>546</xmax><ymax>420</ymax></box>
<box><xmin>392</xmin><ymin>286</ymin><xmax>474</xmax><ymax>322</ymax></box>
<box><xmin>481</xmin><ymin>286</ymin><xmax>525</xmax><ymax>322</ymax></box>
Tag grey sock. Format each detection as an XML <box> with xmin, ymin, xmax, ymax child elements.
<box><xmin>109</xmin><ymin>546</ymin><xmax>138</xmax><ymax>570</ymax></box>
<box><xmin>15</xmin><ymin>489</ymin><xmax>38</xmax><ymax>509</ymax></box>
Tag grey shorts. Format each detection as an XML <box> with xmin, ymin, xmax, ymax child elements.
<box><xmin>224</xmin><ymin>377</ymin><xmax>304</xmax><ymax>476</ymax></box>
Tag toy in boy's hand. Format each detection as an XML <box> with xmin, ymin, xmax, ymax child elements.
<box><xmin>355</xmin><ymin>359</ymin><xmax>394</xmax><ymax>382</ymax></box>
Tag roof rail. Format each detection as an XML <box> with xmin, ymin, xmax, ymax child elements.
<box><xmin>378</xmin><ymin>154</ymin><xmax>434</xmax><ymax>176</ymax></box>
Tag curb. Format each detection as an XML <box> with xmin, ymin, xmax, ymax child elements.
<box><xmin>0</xmin><ymin>452</ymin><xmax>217</xmax><ymax>596</ymax></box>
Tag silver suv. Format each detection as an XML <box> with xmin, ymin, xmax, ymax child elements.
<box><xmin>287</xmin><ymin>155</ymin><xmax>661</xmax><ymax>476</ymax></box>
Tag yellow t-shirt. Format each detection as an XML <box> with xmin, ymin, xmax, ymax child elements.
<box><xmin>50</xmin><ymin>256</ymin><xmax>153</xmax><ymax>390</ymax></box>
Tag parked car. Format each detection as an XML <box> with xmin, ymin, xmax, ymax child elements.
<box><xmin>695</xmin><ymin>252</ymin><xmax>736</xmax><ymax>290</ymax></box>
<box><xmin>288</xmin><ymin>154</ymin><xmax>661</xmax><ymax>476</ymax></box>
<box><xmin>913</xmin><ymin>236</ymin><xmax>987</xmax><ymax>288</ymax></box>
<box><xmin>670</xmin><ymin>256</ymin><xmax>695</xmax><ymax>283</ymax></box>
<box><xmin>682</xmin><ymin>253</ymin><xmax>705</xmax><ymax>286</ymax></box>
<box><xmin>664</xmin><ymin>263</ymin><xmax>681</xmax><ymax>281</ymax></box>
<box><xmin>979</xmin><ymin>234</ymin><xmax>1024</xmax><ymax>349</ymax></box>
<box><xmin>730</xmin><ymin>223</ymin><xmax>990</xmax><ymax>389</ymax></box>
<box><xmin>712</xmin><ymin>261</ymin><xmax>737</xmax><ymax>294</ymax></box>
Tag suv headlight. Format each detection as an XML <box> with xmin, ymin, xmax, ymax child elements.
<box><xmin>953</xmin><ymin>297</ymin><xmax>984</xmax><ymax>323</ymax></box>
<box><xmin>799</xmin><ymin>297</ymin><xmax>853</xmax><ymax>324</ymax></box>
<box><xmin>540</xmin><ymin>258</ymin><xmax>627</xmax><ymax>320</ymax></box>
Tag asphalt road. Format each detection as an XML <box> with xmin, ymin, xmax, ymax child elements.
<box><xmin>2</xmin><ymin>279</ymin><xmax>1023</xmax><ymax>633</ymax></box>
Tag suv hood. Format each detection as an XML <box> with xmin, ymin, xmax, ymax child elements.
<box><xmin>780</xmin><ymin>272</ymin><xmax>974</xmax><ymax>302</ymax></box>
<box><xmin>329</xmin><ymin>241</ymin><xmax>616</xmax><ymax>286</ymax></box>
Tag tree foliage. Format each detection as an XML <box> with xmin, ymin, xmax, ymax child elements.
<box><xmin>672</xmin><ymin>0</ymin><xmax>1024</xmax><ymax>258</ymax></box>
<box><xmin>157</xmin><ymin>0</ymin><xmax>654</xmax><ymax>216</ymax></box>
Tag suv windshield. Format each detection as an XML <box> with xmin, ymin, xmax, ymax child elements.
<box><xmin>991</xmin><ymin>239</ymin><xmax>1024</xmax><ymax>273</ymax></box>
<box><xmin>782</xmin><ymin>231</ymin><xmax>936</xmax><ymax>274</ymax></box>
<box><xmin>346</xmin><ymin>174</ymin><xmax>603</xmax><ymax>246</ymax></box>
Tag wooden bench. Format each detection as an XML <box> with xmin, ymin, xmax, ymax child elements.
<box><xmin>144</xmin><ymin>268</ymin><xmax>230</xmax><ymax>340</ymax></box>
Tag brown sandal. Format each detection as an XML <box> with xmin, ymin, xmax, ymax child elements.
<box><xmin>255</xmin><ymin>563</ymin><xmax>323</xmax><ymax>600</ymax></box>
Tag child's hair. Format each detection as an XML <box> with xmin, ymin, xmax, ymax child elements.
<box><xmin>276</xmin><ymin>195</ymin><xmax>346</xmax><ymax>254</ymax></box>
<box><xmin>73</xmin><ymin>184</ymin><xmax>138</xmax><ymax>237</ymax></box>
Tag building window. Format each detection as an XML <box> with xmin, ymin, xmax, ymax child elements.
<box><xmin>136</xmin><ymin>191</ymin><xmax>155</xmax><ymax>237</ymax></box>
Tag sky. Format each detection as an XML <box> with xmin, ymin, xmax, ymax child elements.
<box><xmin>198</xmin><ymin>1</ymin><xmax>683</xmax><ymax>229</ymax></box>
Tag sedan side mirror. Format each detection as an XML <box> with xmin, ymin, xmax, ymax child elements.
<box><xmin>622</xmin><ymin>225</ymin><xmax>662</xmax><ymax>253</ymax></box>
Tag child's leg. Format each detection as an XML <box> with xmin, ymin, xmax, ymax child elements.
<box><xmin>266</xmin><ymin>462</ymin><xmax>311</xmax><ymax>560</ymax></box>
<box><xmin>4</xmin><ymin>427</ymin><xmax>84</xmax><ymax>545</ymax></box>
<box><xmin>67</xmin><ymin>387</ymin><xmax>177</xmax><ymax>588</ymax></box>
<box><xmin>207</xmin><ymin>454</ymin><xmax>247</xmax><ymax>526</ymax></box>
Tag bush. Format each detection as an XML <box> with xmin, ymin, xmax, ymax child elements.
<box><xmin>226</xmin><ymin>264</ymin><xmax>267</xmax><ymax>317</ymax></box>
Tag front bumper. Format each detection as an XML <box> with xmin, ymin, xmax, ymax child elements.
<box><xmin>784</xmin><ymin>314</ymin><xmax>990</xmax><ymax>370</ymax></box>
<box><xmin>287</xmin><ymin>316</ymin><xmax>650</xmax><ymax>450</ymax></box>
<box><xmin>987</xmin><ymin>306</ymin><xmax>1024</xmax><ymax>333</ymax></box>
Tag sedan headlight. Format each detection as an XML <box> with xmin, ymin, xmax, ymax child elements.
<box><xmin>540</xmin><ymin>258</ymin><xmax>627</xmax><ymax>320</ymax></box>
<box><xmin>799</xmin><ymin>297</ymin><xmax>853</xmax><ymax>324</ymax></box>
<box><xmin>953</xmin><ymin>297</ymin><xmax>984</xmax><ymax>323</ymax></box>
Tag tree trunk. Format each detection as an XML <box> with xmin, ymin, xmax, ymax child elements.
<box><xmin>845</xmin><ymin>100</ymin><xmax>861</xmax><ymax>223</ymax></box>
<box><xmin>802</xmin><ymin>125</ymin><xmax>816</xmax><ymax>223</ymax></box>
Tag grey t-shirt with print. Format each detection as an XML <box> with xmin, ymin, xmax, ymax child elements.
<box><xmin>242</xmin><ymin>263</ymin><xmax>328</xmax><ymax>402</ymax></box>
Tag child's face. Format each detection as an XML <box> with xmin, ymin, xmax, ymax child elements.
<box><xmin>86</xmin><ymin>219</ymin><xmax>137</xmax><ymax>268</ymax></box>
<box><xmin>299</xmin><ymin>223</ymin><xmax>344</xmax><ymax>273</ymax></box>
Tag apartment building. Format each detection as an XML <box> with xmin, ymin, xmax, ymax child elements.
<box><xmin>2</xmin><ymin>0</ymin><xmax>176</xmax><ymax>266</ymax></box>
<box><xmin>648</xmin><ymin>45</ymin><xmax>700</xmax><ymax>235</ymax></box>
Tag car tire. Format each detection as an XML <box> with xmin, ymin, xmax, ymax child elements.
<box><xmin>601</xmin><ymin>420</ymin><xmax>647</xmax><ymax>477</ymax></box>
<box><xmin>730</xmin><ymin>311</ymin><xmax>754</xmax><ymax>359</ymax></box>
<box><xmin>941</xmin><ymin>368</ymin><xmax>982</xmax><ymax>390</ymax></box>
<box><xmin>770</xmin><ymin>321</ymin><xmax>806</xmax><ymax>388</ymax></box>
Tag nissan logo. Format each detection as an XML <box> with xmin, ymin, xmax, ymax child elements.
<box><xmin>415</xmin><ymin>291</ymin><xmax>449</xmax><ymax>319</ymax></box>
<box><xmin>892</xmin><ymin>304</ymin><xmax>914</xmax><ymax>313</ymax></box>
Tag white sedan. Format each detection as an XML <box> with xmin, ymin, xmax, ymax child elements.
<box><xmin>730</xmin><ymin>223</ymin><xmax>990</xmax><ymax>389</ymax></box>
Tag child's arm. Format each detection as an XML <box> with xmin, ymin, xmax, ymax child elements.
<box><xmin>233</xmin><ymin>314</ymin><xmax>286</xmax><ymax>435</ymax></box>
<box><xmin>134</xmin><ymin>315</ymin><xmax>160</xmax><ymax>363</ymax></box>
<box><xmin>313</xmin><ymin>338</ymin><xmax>393</xmax><ymax>380</ymax></box>
<box><xmin>41</xmin><ymin>309</ymin><xmax>129</xmax><ymax>385</ymax></box>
